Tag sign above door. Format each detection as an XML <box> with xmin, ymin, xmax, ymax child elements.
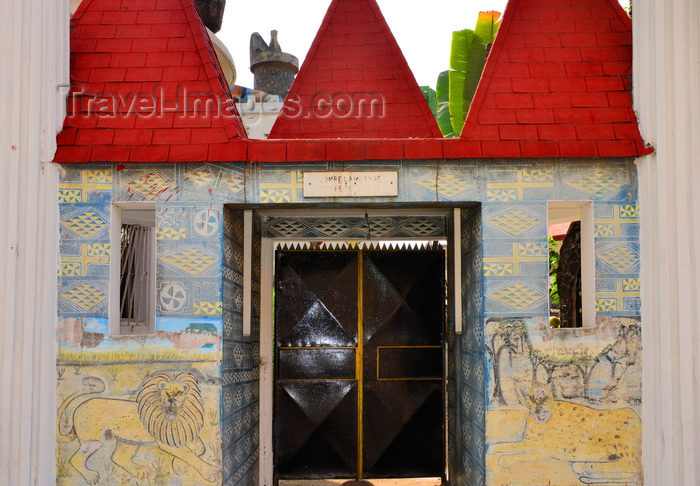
<box><xmin>303</xmin><ymin>171</ymin><xmax>398</xmax><ymax>198</ymax></box>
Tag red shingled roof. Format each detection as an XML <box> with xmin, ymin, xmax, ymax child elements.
<box><xmin>268</xmin><ymin>0</ymin><xmax>442</xmax><ymax>139</ymax></box>
<box><xmin>53</xmin><ymin>0</ymin><xmax>247</xmax><ymax>164</ymax></box>
<box><xmin>460</xmin><ymin>0</ymin><xmax>653</xmax><ymax>158</ymax></box>
<box><xmin>55</xmin><ymin>0</ymin><xmax>652</xmax><ymax>162</ymax></box>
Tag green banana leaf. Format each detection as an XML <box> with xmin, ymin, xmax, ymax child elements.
<box><xmin>448</xmin><ymin>30</ymin><xmax>474</xmax><ymax>135</ymax></box>
<box><xmin>423</xmin><ymin>11</ymin><xmax>502</xmax><ymax>138</ymax></box>
<box><xmin>420</xmin><ymin>85</ymin><xmax>437</xmax><ymax>115</ymax></box>
<box><xmin>435</xmin><ymin>70</ymin><xmax>456</xmax><ymax>137</ymax></box>
<box><xmin>474</xmin><ymin>11</ymin><xmax>502</xmax><ymax>48</ymax></box>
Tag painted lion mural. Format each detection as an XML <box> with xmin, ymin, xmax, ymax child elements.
<box><xmin>57</xmin><ymin>371</ymin><xmax>220</xmax><ymax>485</ymax></box>
<box><xmin>488</xmin><ymin>385</ymin><xmax>641</xmax><ymax>484</ymax></box>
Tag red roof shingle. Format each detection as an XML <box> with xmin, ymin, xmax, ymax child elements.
<box><xmin>54</xmin><ymin>0</ymin><xmax>652</xmax><ymax>162</ymax></box>
<box><xmin>268</xmin><ymin>0</ymin><xmax>442</xmax><ymax>140</ymax></box>
<box><xmin>54</xmin><ymin>0</ymin><xmax>247</xmax><ymax>164</ymax></box>
<box><xmin>461</xmin><ymin>0</ymin><xmax>652</xmax><ymax>157</ymax></box>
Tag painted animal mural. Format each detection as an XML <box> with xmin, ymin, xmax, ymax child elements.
<box><xmin>485</xmin><ymin>318</ymin><xmax>642</xmax><ymax>485</ymax></box>
<box><xmin>488</xmin><ymin>385</ymin><xmax>641</xmax><ymax>484</ymax></box>
<box><xmin>57</xmin><ymin>371</ymin><xmax>220</xmax><ymax>485</ymax></box>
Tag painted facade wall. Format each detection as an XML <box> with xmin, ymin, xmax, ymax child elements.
<box><xmin>56</xmin><ymin>158</ymin><xmax>642</xmax><ymax>486</ymax></box>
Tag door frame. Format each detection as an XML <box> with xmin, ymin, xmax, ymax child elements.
<box><xmin>255</xmin><ymin>207</ymin><xmax>459</xmax><ymax>486</ymax></box>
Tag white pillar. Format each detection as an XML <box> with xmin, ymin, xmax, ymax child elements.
<box><xmin>634</xmin><ymin>0</ymin><xmax>700</xmax><ymax>484</ymax></box>
<box><xmin>0</xmin><ymin>0</ymin><xmax>68</xmax><ymax>484</ymax></box>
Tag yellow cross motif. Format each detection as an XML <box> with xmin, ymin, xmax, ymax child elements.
<box><xmin>595</xmin><ymin>279</ymin><xmax>640</xmax><ymax>312</ymax></box>
<box><xmin>483</xmin><ymin>242</ymin><xmax>547</xmax><ymax>276</ymax></box>
<box><xmin>59</xmin><ymin>170</ymin><xmax>112</xmax><ymax>202</ymax></box>
<box><xmin>61</xmin><ymin>243</ymin><xmax>111</xmax><ymax>276</ymax></box>
<box><xmin>486</xmin><ymin>169</ymin><xmax>553</xmax><ymax>201</ymax></box>
<box><xmin>260</xmin><ymin>170</ymin><xmax>304</xmax><ymax>203</ymax></box>
<box><xmin>595</xmin><ymin>205</ymin><xmax>640</xmax><ymax>237</ymax></box>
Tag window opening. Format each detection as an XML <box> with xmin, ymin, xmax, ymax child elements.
<box><xmin>111</xmin><ymin>203</ymin><xmax>156</xmax><ymax>335</ymax></box>
<box><xmin>548</xmin><ymin>201</ymin><xmax>594</xmax><ymax>328</ymax></box>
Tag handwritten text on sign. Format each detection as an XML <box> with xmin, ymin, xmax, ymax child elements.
<box><xmin>303</xmin><ymin>171</ymin><xmax>398</xmax><ymax>197</ymax></box>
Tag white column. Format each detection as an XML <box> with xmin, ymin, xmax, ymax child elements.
<box><xmin>634</xmin><ymin>0</ymin><xmax>700</xmax><ymax>484</ymax></box>
<box><xmin>0</xmin><ymin>0</ymin><xmax>68</xmax><ymax>484</ymax></box>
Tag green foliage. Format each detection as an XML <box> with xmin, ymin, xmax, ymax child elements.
<box><xmin>549</xmin><ymin>236</ymin><xmax>560</xmax><ymax>306</ymax></box>
<box><xmin>435</xmin><ymin>70</ymin><xmax>456</xmax><ymax>137</ymax></box>
<box><xmin>420</xmin><ymin>85</ymin><xmax>437</xmax><ymax>115</ymax></box>
<box><xmin>421</xmin><ymin>11</ymin><xmax>501</xmax><ymax>137</ymax></box>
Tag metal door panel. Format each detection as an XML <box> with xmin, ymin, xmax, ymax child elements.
<box><xmin>362</xmin><ymin>250</ymin><xmax>445</xmax><ymax>479</ymax></box>
<box><xmin>275</xmin><ymin>251</ymin><xmax>358</xmax><ymax>347</ymax></box>
<box><xmin>363</xmin><ymin>382</ymin><xmax>444</xmax><ymax>477</ymax></box>
<box><xmin>275</xmin><ymin>381</ymin><xmax>357</xmax><ymax>478</ymax></box>
<box><xmin>274</xmin><ymin>247</ymin><xmax>445</xmax><ymax>482</ymax></box>
<box><xmin>274</xmin><ymin>251</ymin><xmax>359</xmax><ymax>480</ymax></box>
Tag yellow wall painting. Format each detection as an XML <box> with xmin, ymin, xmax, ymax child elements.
<box><xmin>485</xmin><ymin>318</ymin><xmax>642</xmax><ymax>486</ymax></box>
<box><xmin>56</xmin><ymin>362</ymin><xmax>221</xmax><ymax>486</ymax></box>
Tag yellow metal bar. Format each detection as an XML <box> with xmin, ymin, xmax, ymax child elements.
<box><xmin>277</xmin><ymin>346</ymin><xmax>356</xmax><ymax>350</ymax></box>
<box><xmin>357</xmin><ymin>250</ymin><xmax>364</xmax><ymax>480</ymax></box>
<box><xmin>375</xmin><ymin>345</ymin><xmax>443</xmax><ymax>349</ymax></box>
<box><xmin>277</xmin><ymin>378</ymin><xmax>356</xmax><ymax>382</ymax></box>
<box><xmin>376</xmin><ymin>377</ymin><xmax>444</xmax><ymax>382</ymax></box>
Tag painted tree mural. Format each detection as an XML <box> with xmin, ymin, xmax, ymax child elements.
<box><xmin>486</xmin><ymin>318</ymin><xmax>641</xmax><ymax>408</ymax></box>
<box><xmin>485</xmin><ymin>320</ymin><xmax>527</xmax><ymax>406</ymax></box>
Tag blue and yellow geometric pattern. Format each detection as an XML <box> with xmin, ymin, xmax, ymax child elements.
<box><xmin>260</xmin><ymin>170</ymin><xmax>304</xmax><ymax>202</ymax></box>
<box><xmin>60</xmin><ymin>282</ymin><xmax>107</xmax><ymax>312</ymax></box>
<box><xmin>598</xmin><ymin>243</ymin><xmax>640</xmax><ymax>273</ymax></box>
<box><xmin>486</xmin><ymin>208</ymin><xmax>543</xmax><ymax>237</ymax></box>
<box><xmin>596</xmin><ymin>278</ymin><xmax>641</xmax><ymax>312</ymax></box>
<box><xmin>157</xmin><ymin>228</ymin><xmax>188</xmax><ymax>240</ymax></box>
<box><xmin>483</xmin><ymin>242</ymin><xmax>547</xmax><ymax>276</ymax></box>
<box><xmin>61</xmin><ymin>209</ymin><xmax>109</xmax><ymax>238</ymax></box>
<box><xmin>58</xmin><ymin>169</ymin><xmax>112</xmax><ymax>202</ymax></box>
<box><xmin>60</xmin><ymin>243</ymin><xmax>110</xmax><ymax>276</ymax></box>
<box><xmin>56</xmin><ymin>159</ymin><xmax>643</xmax><ymax>325</ymax></box>
<box><xmin>486</xmin><ymin>169</ymin><xmax>554</xmax><ymax>201</ymax></box>
<box><xmin>414</xmin><ymin>171</ymin><xmax>474</xmax><ymax>199</ymax></box>
<box><xmin>194</xmin><ymin>301</ymin><xmax>223</xmax><ymax>315</ymax></box>
<box><xmin>487</xmin><ymin>281</ymin><xmax>546</xmax><ymax>312</ymax></box>
<box><xmin>595</xmin><ymin>204</ymin><xmax>640</xmax><ymax>237</ymax></box>
<box><xmin>161</xmin><ymin>247</ymin><xmax>217</xmax><ymax>276</ymax></box>
<box><xmin>563</xmin><ymin>166</ymin><xmax>628</xmax><ymax>200</ymax></box>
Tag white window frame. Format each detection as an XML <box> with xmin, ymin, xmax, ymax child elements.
<box><xmin>110</xmin><ymin>202</ymin><xmax>157</xmax><ymax>335</ymax></box>
<box><xmin>548</xmin><ymin>200</ymin><xmax>595</xmax><ymax>328</ymax></box>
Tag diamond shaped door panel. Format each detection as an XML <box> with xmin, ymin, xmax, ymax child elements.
<box><xmin>274</xmin><ymin>248</ymin><xmax>445</xmax><ymax>482</ymax></box>
<box><xmin>362</xmin><ymin>250</ymin><xmax>445</xmax><ymax>479</ymax></box>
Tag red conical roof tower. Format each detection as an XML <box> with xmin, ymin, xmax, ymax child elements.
<box><xmin>461</xmin><ymin>0</ymin><xmax>652</xmax><ymax>158</ymax></box>
<box><xmin>268</xmin><ymin>0</ymin><xmax>442</xmax><ymax>139</ymax></box>
<box><xmin>54</xmin><ymin>0</ymin><xmax>247</xmax><ymax>164</ymax></box>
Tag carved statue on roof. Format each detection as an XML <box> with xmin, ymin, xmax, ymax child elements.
<box><xmin>249</xmin><ymin>30</ymin><xmax>299</xmax><ymax>98</ymax></box>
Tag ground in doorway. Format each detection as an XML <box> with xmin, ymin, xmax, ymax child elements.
<box><xmin>280</xmin><ymin>479</ymin><xmax>443</xmax><ymax>486</ymax></box>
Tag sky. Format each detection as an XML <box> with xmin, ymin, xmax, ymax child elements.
<box><xmin>216</xmin><ymin>0</ymin><xmax>629</xmax><ymax>90</ymax></box>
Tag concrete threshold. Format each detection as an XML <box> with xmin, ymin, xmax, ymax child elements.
<box><xmin>280</xmin><ymin>479</ymin><xmax>443</xmax><ymax>486</ymax></box>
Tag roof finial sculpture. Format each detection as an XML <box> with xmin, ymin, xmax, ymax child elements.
<box><xmin>250</xmin><ymin>30</ymin><xmax>299</xmax><ymax>98</ymax></box>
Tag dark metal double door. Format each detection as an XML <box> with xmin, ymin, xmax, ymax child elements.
<box><xmin>274</xmin><ymin>247</ymin><xmax>445</xmax><ymax>482</ymax></box>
